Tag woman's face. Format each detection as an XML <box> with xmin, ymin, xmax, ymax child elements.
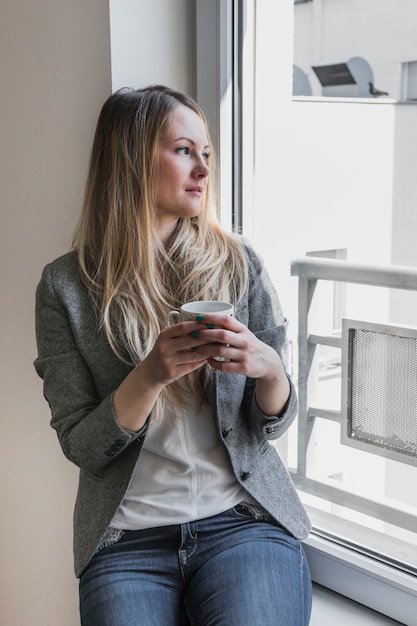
<box><xmin>154</xmin><ymin>104</ymin><xmax>210</xmax><ymax>242</ymax></box>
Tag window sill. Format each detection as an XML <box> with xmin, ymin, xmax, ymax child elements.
<box><xmin>311</xmin><ymin>583</ymin><xmax>403</xmax><ymax>625</ymax></box>
<box><xmin>304</xmin><ymin>533</ymin><xmax>417</xmax><ymax>625</ymax></box>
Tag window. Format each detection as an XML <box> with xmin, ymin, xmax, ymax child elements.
<box><xmin>196</xmin><ymin>1</ymin><xmax>417</xmax><ymax>623</ymax></box>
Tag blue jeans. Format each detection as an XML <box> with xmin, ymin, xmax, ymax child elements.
<box><xmin>79</xmin><ymin>505</ymin><xmax>312</xmax><ymax>625</ymax></box>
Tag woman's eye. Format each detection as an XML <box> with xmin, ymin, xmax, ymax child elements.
<box><xmin>175</xmin><ymin>147</ymin><xmax>210</xmax><ymax>161</ymax></box>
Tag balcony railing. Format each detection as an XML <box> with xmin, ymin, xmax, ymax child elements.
<box><xmin>290</xmin><ymin>256</ymin><xmax>417</xmax><ymax>540</ymax></box>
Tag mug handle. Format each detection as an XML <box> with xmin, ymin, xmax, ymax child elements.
<box><xmin>167</xmin><ymin>310</ymin><xmax>181</xmax><ymax>326</ymax></box>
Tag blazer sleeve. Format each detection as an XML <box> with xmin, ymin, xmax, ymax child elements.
<box><xmin>34</xmin><ymin>260</ymin><xmax>146</xmax><ymax>476</ymax></box>
<box><xmin>241</xmin><ymin>241</ymin><xmax>298</xmax><ymax>439</ymax></box>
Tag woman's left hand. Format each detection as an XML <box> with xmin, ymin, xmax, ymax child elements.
<box><xmin>191</xmin><ymin>314</ymin><xmax>290</xmax><ymax>416</ymax></box>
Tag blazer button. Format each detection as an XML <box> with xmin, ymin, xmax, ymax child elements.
<box><xmin>241</xmin><ymin>471</ymin><xmax>252</xmax><ymax>481</ymax></box>
<box><xmin>111</xmin><ymin>441</ymin><xmax>125</xmax><ymax>451</ymax></box>
<box><xmin>105</xmin><ymin>449</ymin><xmax>116</xmax><ymax>457</ymax></box>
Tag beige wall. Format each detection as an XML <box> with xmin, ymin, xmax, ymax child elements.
<box><xmin>0</xmin><ymin>1</ymin><xmax>195</xmax><ymax>624</ymax></box>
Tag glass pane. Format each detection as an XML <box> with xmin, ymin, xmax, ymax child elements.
<box><xmin>249</xmin><ymin>0</ymin><xmax>417</xmax><ymax>579</ymax></box>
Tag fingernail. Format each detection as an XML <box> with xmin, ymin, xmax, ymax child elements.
<box><xmin>206</xmin><ymin>323</ymin><xmax>216</xmax><ymax>329</ymax></box>
<box><xmin>191</xmin><ymin>330</ymin><xmax>200</xmax><ymax>339</ymax></box>
<box><xmin>196</xmin><ymin>314</ymin><xmax>206</xmax><ymax>321</ymax></box>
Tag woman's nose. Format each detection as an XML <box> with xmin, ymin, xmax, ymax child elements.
<box><xmin>193</xmin><ymin>160</ymin><xmax>210</xmax><ymax>178</ymax></box>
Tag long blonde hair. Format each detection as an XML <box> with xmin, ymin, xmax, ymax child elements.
<box><xmin>73</xmin><ymin>85</ymin><xmax>248</xmax><ymax>413</ymax></box>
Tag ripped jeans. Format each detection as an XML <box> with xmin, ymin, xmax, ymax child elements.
<box><xmin>79</xmin><ymin>504</ymin><xmax>312</xmax><ymax>626</ymax></box>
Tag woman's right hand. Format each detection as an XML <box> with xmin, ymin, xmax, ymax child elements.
<box><xmin>143</xmin><ymin>320</ymin><xmax>210</xmax><ymax>386</ymax></box>
<box><xmin>113</xmin><ymin>321</ymin><xmax>208</xmax><ymax>431</ymax></box>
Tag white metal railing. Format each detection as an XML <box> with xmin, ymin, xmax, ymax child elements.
<box><xmin>290</xmin><ymin>256</ymin><xmax>417</xmax><ymax>537</ymax></box>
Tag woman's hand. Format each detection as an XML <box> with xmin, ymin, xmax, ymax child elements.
<box><xmin>191</xmin><ymin>314</ymin><xmax>290</xmax><ymax>416</ymax></box>
<box><xmin>142</xmin><ymin>320</ymin><xmax>211</xmax><ymax>386</ymax></box>
<box><xmin>114</xmin><ymin>314</ymin><xmax>290</xmax><ymax>431</ymax></box>
<box><xmin>114</xmin><ymin>320</ymin><xmax>209</xmax><ymax>431</ymax></box>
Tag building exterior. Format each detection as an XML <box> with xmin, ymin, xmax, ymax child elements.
<box><xmin>294</xmin><ymin>0</ymin><xmax>417</xmax><ymax>101</ymax></box>
<box><xmin>289</xmin><ymin>0</ymin><xmax>417</xmax><ymax>326</ymax></box>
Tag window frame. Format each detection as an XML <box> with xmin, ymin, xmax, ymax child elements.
<box><xmin>305</xmin><ymin>533</ymin><xmax>417</xmax><ymax>624</ymax></box>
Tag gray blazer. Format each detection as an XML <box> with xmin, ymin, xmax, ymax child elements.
<box><xmin>34</xmin><ymin>241</ymin><xmax>311</xmax><ymax>577</ymax></box>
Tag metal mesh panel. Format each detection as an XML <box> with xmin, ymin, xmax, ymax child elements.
<box><xmin>349</xmin><ymin>328</ymin><xmax>417</xmax><ymax>458</ymax></box>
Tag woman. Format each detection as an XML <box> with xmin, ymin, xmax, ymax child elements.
<box><xmin>35</xmin><ymin>85</ymin><xmax>312</xmax><ymax>625</ymax></box>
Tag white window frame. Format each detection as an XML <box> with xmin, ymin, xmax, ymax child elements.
<box><xmin>196</xmin><ymin>0</ymin><xmax>233</xmax><ymax>232</ymax></box>
<box><xmin>195</xmin><ymin>2</ymin><xmax>417</xmax><ymax>623</ymax></box>
<box><xmin>196</xmin><ymin>0</ymin><xmax>254</xmax><ymax>236</ymax></box>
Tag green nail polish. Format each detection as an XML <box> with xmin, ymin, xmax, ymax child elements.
<box><xmin>206</xmin><ymin>323</ymin><xmax>216</xmax><ymax>329</ymax></box>
<box><xmin>196</xmin><ymin>314</ymin><xmax>206</xmax><ymax>321</ymax></box>
<box><xmin>191</xmin><ymin>330</ymin><xmax>200</xmax><ymax>339</ymax></box>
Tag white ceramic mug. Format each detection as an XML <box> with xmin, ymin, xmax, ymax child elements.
<box><xmin>167</xmin><ymin>300</ymin><xmax>234</xmax><ymax>325</ymax></box>
<box><xmin>167</xmin><ymin>301</ymin><xmax>234</xmax><ymax>361</ymax></box>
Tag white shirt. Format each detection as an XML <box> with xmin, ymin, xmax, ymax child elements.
<box><xmin>111</xmin><ymin>393</ymin><xmax>250</xmax><ymax>531</ymax></box>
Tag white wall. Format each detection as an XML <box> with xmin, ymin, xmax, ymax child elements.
<box><xmin>110</xmin><ymin>0</ymin><xmax>196</xmax><ymax>93</ymax></box>
<box><xmin>0</xmin><ymin>1</ymin><xmax>195</xmax><ymax>624</ymax></box>
<box><xmin>390</xmin><ymin>103</ymin><xmax>417</xmax><ymax>323</ymax></box>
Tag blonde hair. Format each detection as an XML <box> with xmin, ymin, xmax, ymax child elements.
<box><xmin>73</xmin><ymin>85</ymin><xmax>248</xmax><ymax>414</ymax></box>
